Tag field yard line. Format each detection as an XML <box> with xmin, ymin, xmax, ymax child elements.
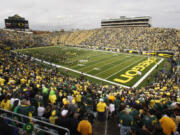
<box><xmin>105</xmin><ymin>57</ymin><xmax>146</xmax><ymax>79</ymax></box>
<box><xmin>68</xmin><ymin>51</ymin><xmax>100</xmax><ymax>62</ymax></box>
<box><xmin>68</xmin><ymin>53</ymin><xmax>99</xmax><ymax>65</ymax></box>
<box><xmin>70</xmin><ymin>53</ymin><xmax>108</xmax><ymax>68</ymax></box>
<box><xmin>86</xmin><ymin>55</ymin><xmax>125</xmax><ymax>73</ymax></box>
<box><xmin>132</xmin><ymin>58</ymin><xmax>164</xmax><ymax>88</ymax></box>
<box><xmin>95</xmin><ymin>55</ymin><xmax>140</xmax><ymax>76</ymax></box>
<box><xmin>24</xmin><ymin>55</ymin><xmax>130</xmax><ymax>88</ymax></box>
<box><xmin>78</xmin><ymin>54</ymin><xmax>117</xmax><ymax>71</ymax></box>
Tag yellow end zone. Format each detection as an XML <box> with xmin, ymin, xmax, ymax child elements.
<box><xmin>113</xmin><ymin>57</ymin><xmax>157</xmax><ymax>84</ymax></box>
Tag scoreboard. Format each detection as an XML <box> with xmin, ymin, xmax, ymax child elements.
<box><xmin>5</xmin><ymin>14</ymin><xmax>29</xmax><ymax>30</ymax></box>
<box><xmin>5</xmin><ymin>19</ymin><xmax>29</xmax><ymax>29</ymax></box>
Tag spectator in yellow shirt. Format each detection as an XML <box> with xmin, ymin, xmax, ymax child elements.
<box><xmin>49</xmin><ymin>110</ymin><xmax>58</xmax><ymax>124</ymax></box>
<box><xmin>159</xmin><ymin>115</ymin><xmax>176</xmax><ymax>135</ymax></box>
<box><xmin>0</xmin><ymin>77</ymin><xmax>5</xmax><ymax>86</ymax></box>
<box><xmin>0</xmin><ymin>95</ymin><xmax>11</xmax><ymax>111</ymax></box>
<box><xmin>77</xmin><ymin>114</ymin><xmax>92</xmax><ymax>135</ymax></box>
<box><xmin>97</xmin><ymin>98</ymin><xmax>107</xmax><ymax>122</ymax></box>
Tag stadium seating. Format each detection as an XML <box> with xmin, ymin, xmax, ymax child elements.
<box><xmin>57</xmin><ymin>27</ymin><xmax>180</xmax><ymax>52</ymax></box>
<box><xmin>0</xmin><ymin>27</ymin><xmax>179</xmax><ymax>135</ymax></box>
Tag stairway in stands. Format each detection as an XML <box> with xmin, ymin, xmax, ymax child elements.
<box><xmin>93</xmin><ymin>115</ymin><xmax>119</xmax><ymax>135</ymax></box>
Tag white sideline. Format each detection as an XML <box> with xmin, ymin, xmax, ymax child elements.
<box><xmin>31</xmin><ymin>57</ymin><xmax>130</xmax><ymax>88</ymax></box>
<box><xmin>132</xmin><ymin>58</ymin><xmax>164</xmax><ymax>88</ymax></box>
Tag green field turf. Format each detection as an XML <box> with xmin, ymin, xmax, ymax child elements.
<box><xmin>16</xmin><ymin>46</ymin><xmax>163</xmax><ymax>88</ymax></box>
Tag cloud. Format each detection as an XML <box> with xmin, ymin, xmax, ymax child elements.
<box><xmin>0</xmin><ymin>0</ymin><xmax>179</xmax><ymax>30</ymax></box>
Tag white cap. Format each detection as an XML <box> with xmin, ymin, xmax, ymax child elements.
<box><xmin>100</xmin><ymin>98</ymin><xmax>104</xmax><ymax>102</ymax></box>
<box><xmin>61</xmin><ymin>110</ymin><xmax>68</xmax><ymax>116</ymax></box>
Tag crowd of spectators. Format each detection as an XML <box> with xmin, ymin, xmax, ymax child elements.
<box><xmin>0</xmin><ymin>29</ymin><xmax>57</xmax><ymax>49</ymax></box>
<box><xmin>58</xmin><ymin>27</ymin><xmax>180</xmax><ymax>52</ymax></box>
<box><xmin>0</xmin><ymin>27</ymin><xmax>179</xmax><ymax>52</ymax></box>
<box><xmin>0</xmin><ymin>28</ymin><xmax>179</xmax><ymax>135</ymax></box>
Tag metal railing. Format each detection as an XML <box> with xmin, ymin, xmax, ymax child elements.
<box><xmin>0</xmin><ymin>108</ymin><xmax>70</xmax><ymax>135</ymax></box>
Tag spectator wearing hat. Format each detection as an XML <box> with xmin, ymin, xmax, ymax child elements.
<box><xmin>96</xmin><ymin>98</ymin><xmax>107</xmax><ymax>122</ymax></box>
<box><xmin>55</xmin><ymin>109</ymin><xmax>71</xmax><ymax>135</ymax></box>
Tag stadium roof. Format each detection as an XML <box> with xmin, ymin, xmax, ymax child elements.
<box><xmin>101</xmin><ymin>16</ymin><xmax>152</xmax><ymax>22</ymax></box>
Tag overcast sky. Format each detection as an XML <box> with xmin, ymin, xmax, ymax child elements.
<box><xmin>0</xmin><ymin>0</ymin><xmax>179</xmax><ymax>30</ymax></box>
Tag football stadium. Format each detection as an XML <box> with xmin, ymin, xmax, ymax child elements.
<box><xmin>0</xmin><ymin>9</ymin><xmax>179</xmax><ymax>135</ymax></box>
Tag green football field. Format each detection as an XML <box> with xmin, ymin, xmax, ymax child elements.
<box><xmin>16</xmin><ymin>46</ymin><xmax>164</xmax><ymax>88</ymax></box>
